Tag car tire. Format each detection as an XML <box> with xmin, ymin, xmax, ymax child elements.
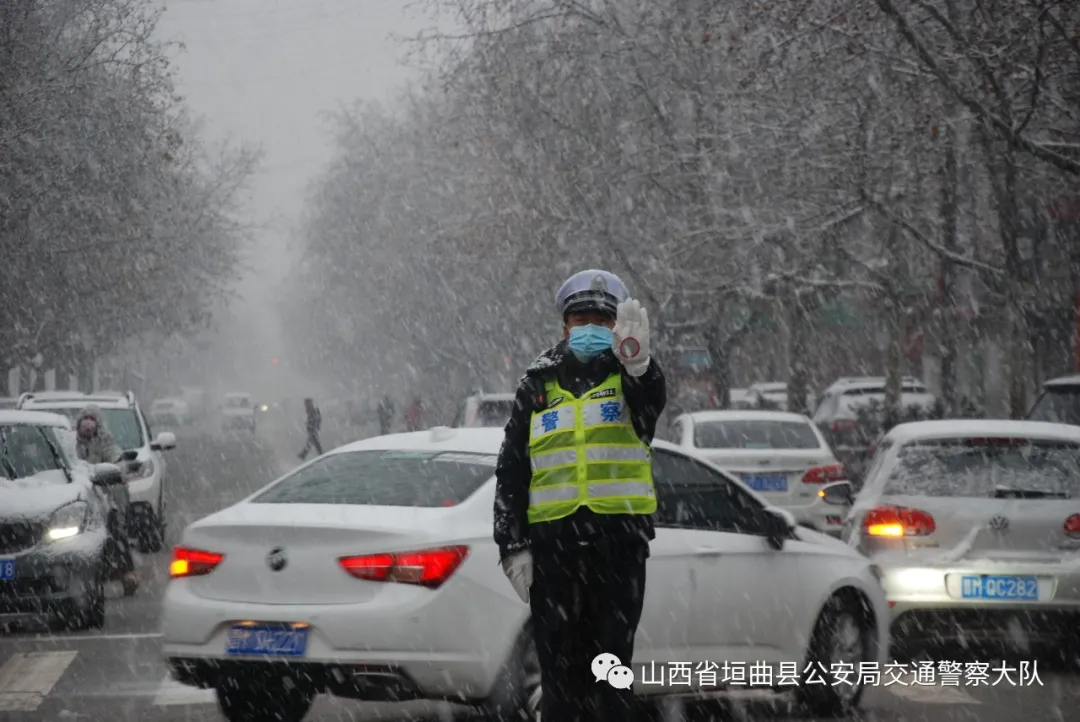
<box><xmin>479</xmin><ymin>626</ymin><xmax>541</xmax><ymax>721</ymax></box>
<box><xmin>54</xmin><ymin>564</ymin><xmax>106</xmax><ymax>631</ymax></box>
<box><xmin>135</xmin><ymin>509</ymin><xmax>165</xmax><ymax>553</ymax></box>
<box><xmin>216</xmin><ymin>673</ymin><xmax>314</xmax><ymax>722</ymax></box>
<box><xmin>795</xmin><ymin>593</ymin><xmax>871</xmax><ymax>717</ymax></box>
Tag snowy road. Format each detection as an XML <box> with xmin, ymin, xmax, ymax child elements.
<box><xmin>2</xmin><ymin>421</ymin><xmax>1079</xmax><ymax>721</ymax></box>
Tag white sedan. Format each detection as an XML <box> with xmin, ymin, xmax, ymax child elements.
<box><xmin>667</xmin><ymin>410</ymin><xmax>851</xmax><ymax>534</ymax></box>
<box><xmin>161</xmin><ymin>427</ymin><xmax>887</xmax><ymax>722</ymax></box>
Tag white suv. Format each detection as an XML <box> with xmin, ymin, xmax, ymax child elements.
<box><xmin>17</xmin><ymin>390</ymin><xmax>177</xmax><ymax>553</ymax></box>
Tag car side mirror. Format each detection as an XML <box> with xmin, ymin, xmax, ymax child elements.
<box><xmin>820</xmin><ymin>480</ymin><xmax>854</xmax><ymax>507</ymax></box>
<box><xmin>151</xmin><ymin>431</ymin><xmax>177</xmax><ymax>451</ymax></box>
<box><xmin>120</xmin><ymin>449</ymin><xmax>139</xmax><ymax>462</ymax></box>
<box><xmin>90</xmin><ymin>463</ymin><xmax>124</xmax><ymax>487</ymax></box>
<box><xmin>763</xmin><ymin>506</ymin><xmax>796</xmax><ymax>550</ymax></box>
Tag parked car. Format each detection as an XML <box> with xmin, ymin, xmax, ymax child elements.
<box><xmin>0</xmin><ymin>409</ymin><xmax>128</xmax><ymax>629</ymax></box>
<box><xmin>17</xmin><ymin>390</ymin><xmax>177</xmax><ymax>552</ymax></box>
<box><xmin>1028</xmin><ymin>374</ymin><xmax>1080</xmax><ymax>426</ymax></box>
<box><xmin>665</xmin><ymin>410</ymin><xmax>851</xmax><ymax>534</ymax></box>
<box><xmin>838</xmin><ymin>419</ymin><xmax>1080</xmax><ymax>659</ymax></box>
<box><xmin>150</xmin><ymin>397</ymin><xmax>192</xmax><ymax>426</ymax></box>
<box><xmin>453</xmin><ymin>392</ymin><xmax>516</xmax><ymax>428</ymax></box>
<box><xmin>812</xmin><ymin>377</ymin><xmax>936</xmax><ymax>484</ymax></box>
<box><xmin>220</xmin><ymin>392</ymin><xmax>256</xmax><ymax>432</ymax></box>
<box><xmin>162</xmin><ymin>427</ymin><xmax>887</xmax><ymax>722</ymax></box>
<box><xmin>746</xmin><ymin>382</ymin><xmax>817</xmax><ymax>413</ymax></box>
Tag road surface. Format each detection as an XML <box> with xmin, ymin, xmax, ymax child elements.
<box><xmin>2</xmin><ymin>416</ymin><xmax>1078</xmax><ymax>721</ymax></box>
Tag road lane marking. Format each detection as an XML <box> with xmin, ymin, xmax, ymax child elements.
<box><xmin>152</xmin><ymin>673</ymin><xmax>216</xmax><ymax>706</ymax></box>
<box><xmin>0</xmin><ymin>650</ymin><xmax>78</xmax><ymax>711</ymax></box>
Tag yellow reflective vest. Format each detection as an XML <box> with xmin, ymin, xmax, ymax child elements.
<box><xmin>526</xmin><ymin>373</ymin><xmax>656</xmax><ymax>524</ymax></box>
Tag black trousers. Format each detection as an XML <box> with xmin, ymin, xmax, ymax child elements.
<box><xmin>298</xmin><ymin>432</ymin><xmax>322</xmax><ymax>459</ymax></box>
<box><xmin>530</xmin><ymin>542</ymin><xmax>647</xmax><ymax>722</ymax></box>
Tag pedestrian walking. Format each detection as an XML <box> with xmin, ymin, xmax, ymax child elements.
<box><xmin>297</xmin><ymin>398</ymin><xmax>323</xmax><ymax>460</ymax></box>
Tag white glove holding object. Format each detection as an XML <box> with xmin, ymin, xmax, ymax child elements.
<box><xmin>501</xmin><ymin>550</ymin><xmax>533</xmax><ymax>604</ymax></box>
<box><xmin>612</xmin><ymin>298</ymin><xmax>651</xmax><ymax>377</ymax></box>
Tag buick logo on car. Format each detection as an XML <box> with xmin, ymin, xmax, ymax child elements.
<box><xmin>267</xmin><ymin>547</ymin><xmax>287</xmax><ymax>572</ymax></box>
<box><xmin>989</xmin><ymin>515</ymin><xmax>1009</xmax><ymax>534</ymax></box>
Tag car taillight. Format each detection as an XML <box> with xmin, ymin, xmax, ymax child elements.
<box><xmin>802</xmin><ymin>464</ymin><xmax>847</xmax><ymax>484</ymax></box>
<box><xmin>338</xmin><ymin>545</ymin><xmax>469</xmax><ymax>588</ymax></box>
<box><xmin>831</xmin><ymin>419</ymin><xmax>857</xmax><ymax>433</ymax></box>
<box><xmin>1065</xmin><ymin>514</ymin><xmax>1080</xmax><ymax>539</ymax></box>
<box><xmin>170</xmin><ymin>547</ymin><xmax>225</xmax><ymax>578</ymax></box>
<box><xmin>862</xmin><ymin>505</ymin><xmax>936</xmax><ymax>537</ymax></box>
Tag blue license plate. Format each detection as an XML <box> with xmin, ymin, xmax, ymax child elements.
<box><xmin>741</xmin><ymin>474</ymin><xmax>789</xmax><ymax>493</ymax></box>
<box><xmin>225</xmin><ymin>624</ymin><xmax>309</xmax><ymax>657</ymax></box>
<box><xmin>961</xmin><ymin>575</ymin><xmax>1039</xmax><ymax>600</ymax></box>
<box><xmin>0</xmin><ymin>558</ymin><xmax>13</xmax><ymax>581</ymax></box>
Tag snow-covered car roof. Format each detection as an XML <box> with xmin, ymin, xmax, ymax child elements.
<box><xmin>679</xmin><ymin>409</ymin><xmax>812</xmax><ymax>424</ymax></box>
<box><xmin>883</xmin><ymin>419</ymin><xmax>1080</xmax><ymax>445</ymax></box>
<box><xmin>330</xmin><ymin>426</ymin><xmax>689</xmax><ymax>458</ymax></box>
<box><xmin>468</xmin><ymin>392</ymin><xmax>515</xmax><ymax>402</ymax></box>
<box><xmin>748</xmin><ymin>382</ymin><xmax>787</xmax><ymax>393</ymax></box>
<box><xmin>223</xmin><ymin>392</ymin><xmax>251</xmax><ymax>399</ymax></box>
<box><xmin>1043</xmin><ymin>374</ymin><xmax>1080</xmax><ymax>388</ymax></box>
<box><xmin>26</xmin><ymin>397</ymin><xmax>133</xmax><ymax>410</ymax></box>
<box><xmin>0</xmin><ymin>410</ymin><xmax>73</xmax><ymax>428</ymax></box>
<box><xmin>824</xmin><ymin>376</ymin><xmax>927</xmax><ymax>392</ymax></box>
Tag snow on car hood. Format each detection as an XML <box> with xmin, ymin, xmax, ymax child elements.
<box><xmin>0</xmin><ymin>471</ymin><xmax>85</xmax><ymax>520</ymax></box>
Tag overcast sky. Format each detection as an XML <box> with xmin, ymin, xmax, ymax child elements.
<box><xmin>155</xmin><ymin>0</ymin><xmax>428</xmax><ymax>389</ymax></box>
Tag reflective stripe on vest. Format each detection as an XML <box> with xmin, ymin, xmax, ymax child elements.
<box><xmin>526</xmin><ymin>373</ymin><xmax>656</xmax><ymax>524</ymax></box>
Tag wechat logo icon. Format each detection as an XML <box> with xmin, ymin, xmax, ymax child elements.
<box><xmin>591</xmin><ymin>652</ymin><xmax>635</xmax><ymax>690</ymax></box>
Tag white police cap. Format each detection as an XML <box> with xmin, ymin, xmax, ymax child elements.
<box><xmin>555</xmin><ymin>269</ymin><xmax>630</xmax><ymax>318</ymax></box>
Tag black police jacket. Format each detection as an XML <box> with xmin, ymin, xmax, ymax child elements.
<box><xmin>493</xmin><ymin>340</ymin><xmax>666</xmax><ymax>561</ymax></box>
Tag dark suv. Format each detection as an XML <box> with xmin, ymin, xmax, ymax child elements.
<box><xmin>1028</xmin><ymin>374</ymin><xmax>1080</xmax><ymax>426</ymax></box>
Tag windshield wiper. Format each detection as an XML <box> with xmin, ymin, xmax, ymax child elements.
<box><xmin>993</xmin><ymin>488</ymin><xmax>1070</xmax><ymax>500</ymax></box>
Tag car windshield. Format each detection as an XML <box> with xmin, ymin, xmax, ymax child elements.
<box><xmin>0</xmin><ymin>425</ymin><xmax>66</xmax><ymax>482</ymax></box>
<box><xmin>694</xmin><ymin>419</ymin><xmax>821</xmax><ymax>449</ymax></box>
<box><xmin>46</xmin><ymin>407</ymin><xmax>144</xmax><ymax>451</ymax></box>
<box><xmin>886</xmin><ymin>438</ymin><xmax>1080</xmax><ymax>498</ymax></box>
<box><xmin>253</xmin><ymin>449</ymin><xmax>497</xmax><ymax>507</ymax></box>
<box><xmin>225</xmin><ymin>397</ymin><xmax>250</xmax><ymax>408</ymax></box>
<box><xmin>51</xmin><ymin>427</ymin><xmax>82</xmax><ymax>468</ymax></box>
<box><xmin>1028</xmin><ymin>387</ymin><xmax>1080</xmax><ymax>426</ymax></box>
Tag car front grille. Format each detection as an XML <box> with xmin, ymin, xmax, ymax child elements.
<box><xmin>0</xmin><ymin>522</ymin><xmax>44</xmax><ymax>555</ymax></box>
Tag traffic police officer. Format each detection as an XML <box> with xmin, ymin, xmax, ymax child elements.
<box><xmin>494</xmin><ymin>269</ymin><xmax>666</xmax><ymax>721</ymax></box>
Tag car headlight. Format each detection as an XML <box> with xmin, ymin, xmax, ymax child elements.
<box><xmin>48</xmin><ymin>502</ymin><xmax>89</xmax><ymax>541</ymax></box>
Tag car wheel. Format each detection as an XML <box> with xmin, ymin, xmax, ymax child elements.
<box><xmin>54</xmin><ymin>564</ymin><xmax>106</xmax><ymax>631</ymax></box>
<box><xmin>216</xmin><ymin>673</ymin><xmax>314</xmax><ymax>722</ymax></box>
<box><xmin>796</xmin><ymin>593</ymin><xmax>871</xmax><ymax>717</ymax></box>
<box><xmin>136</xmin><ymin>511</ymin><xmax>165</xmax><ymax>553</ymax></box>
<box><xmin>480</xmin><ymin>627</ymin><xmax>541</xmax><ymax>721</ymax></box>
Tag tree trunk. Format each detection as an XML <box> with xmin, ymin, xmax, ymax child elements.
<box><xmin>938</xmin><ymin>97</ymin><xmax>960</xmax><ymax>414</ymax></box>
<box><xmin>884</xmin><ymin>222</ymin><xmax>903</xmax><ymax>426</ymax></box>
<box><xmin>786</xmin><ymin>294</ymin><xmax>811</xmax><ymax>416</ymax></box>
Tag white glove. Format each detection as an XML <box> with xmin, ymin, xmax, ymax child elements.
<box><xmin>612</xmin><ymin>298</ymin><xmax>651</xmax><ymax>377</ymax></box>
<box><xmin>501</xmin><ymin>550</ymin><xmax>533</xmax><ymax>604</ymax></box>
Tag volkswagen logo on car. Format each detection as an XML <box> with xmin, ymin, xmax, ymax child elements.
<box><xmin>988</xmin><ymin>515</ymin><xmax>1010</xmax><ymax>534</ymax></box>
<box><xmin>267</xmin><ymin>547</ymin><xmax>287</xmax><ymax>572</ymax></box>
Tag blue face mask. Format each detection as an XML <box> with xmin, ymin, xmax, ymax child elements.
<box><xmin>567</xmin><ymin>324</ymin><xmax>613</xmax><ymax>360</ymax></box>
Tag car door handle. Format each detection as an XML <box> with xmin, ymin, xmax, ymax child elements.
<box><xmin>695</xmin><ymin>547</ymin><xmax>724</xmax><ymax>556</ymax></box>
